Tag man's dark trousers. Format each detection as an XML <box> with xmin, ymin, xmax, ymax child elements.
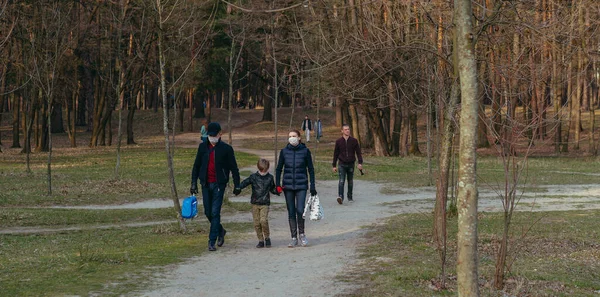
<box><xmin>338</xmin><ymin>163</ymin><xmax>354</xmax><ymax>201</ymax></box>
<box><xmin>202</xmin><ymin>182</ymin><xmax>225</xmax><ymax>245</ymax></box>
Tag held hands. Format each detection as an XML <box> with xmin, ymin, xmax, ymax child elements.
<box><xmin>276</xmin><ymin>186</ymin><xmax>283</xmax><ymax>195</ymax></box>
<box><xmin>233</xmin><ymin>188</ymin><xmax>241</xmax><ymax>195</ymax></box>
<box><xmin>190</xmin><ymin>184</ymin><xmax>198</xmax><ymax>195</ymax></box>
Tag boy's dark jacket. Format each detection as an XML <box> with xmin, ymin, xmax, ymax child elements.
<box><xmin>239</xmin><ymin>172</ymin><xmax>277</xmax><ymax>205</ymax></box>
<box><xmin>191</xmin><ymin>140</ymin><xmax>240</xmax><ymax>188</ymax></box>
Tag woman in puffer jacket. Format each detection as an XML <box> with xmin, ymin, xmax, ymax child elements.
<box><xmin>275</xmin><ymin>129</ymin><xmax>317</xmax><ymax>247</ymax></box>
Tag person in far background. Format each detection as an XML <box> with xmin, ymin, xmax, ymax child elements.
<box><xmin>276</xmin><ymin>130</ymin><xmax>317</xmax><ymax>248</ymax></box>
<box><xmin>200</xmin><ymin>119</ymin><xmax>209</xmax><ymax>143</ymax></box>
<box><xmin>332</xmin><ymin>124</ymin><xmax>363</xmax><ymax>205</ymax></box>
<box><xmin>315</xmin><ymin>118</ymin><xmax>323</xmax><ymax>143</ymax></box>
<box><xmin>301</xmin><ymin>115</ymin><xmax>312</xmax><ymax>142</ymax></box>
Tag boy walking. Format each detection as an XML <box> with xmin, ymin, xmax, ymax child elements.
<box><xmin>332</xmin><ymin>124</ymin><xmax>363</xmax><ymax>204</ymax></box>
<box><xmin>235</xmin><ymin>159</ymin><xmax>280</xmax><ymax>248</ymax></box>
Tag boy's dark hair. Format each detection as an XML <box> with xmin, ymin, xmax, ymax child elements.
<box><xmin>257</xmin><ymin>158</ymin><xmax>270</xmax><ymax>171</ymax></box>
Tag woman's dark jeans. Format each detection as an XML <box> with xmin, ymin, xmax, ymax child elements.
<box><xmin>284</xmin><ymin>189</ymin><xmax>307</xmax><ymax>238</ymax></box>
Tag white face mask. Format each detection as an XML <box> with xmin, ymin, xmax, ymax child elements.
<box><xmin>288</xmin><ymin>136</ymin><xmax>299</xmax><ymax>146</ymax></box>
<box><xmin>208</xmin><ymin>136</ymin><xmax>219</xmax><ymax>144</ymax></box>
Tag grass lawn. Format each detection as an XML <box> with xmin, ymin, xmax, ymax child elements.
<box><xmin>342</xmin><ymin>210</ymin><xmax>600</xmax><ymax>297</ymax></box>
<box><xmin>0</xmin><ymin>221</ymin><xmax>253</xmax><ymax>296</ymax></box>
<box><xmin>3</xmin><ymin>107</ymin><xmax>600</xmax><ymax>296</ymax></box>
<box><xmin>0</xmin><ymin>147</ymin><xmax>257</xmax><ymax>207</ymax></box>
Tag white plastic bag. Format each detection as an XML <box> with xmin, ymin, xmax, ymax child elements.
<box><xmin>303</xmin><ymin>194</ymin><xmax>324</xmax><ymax>221</ymax></box>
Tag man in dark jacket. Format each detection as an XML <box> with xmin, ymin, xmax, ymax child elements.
<box><xmin>332</xmin><ymin>124</ymin><xmax>363</xmax><ymax>204</ymax></box>
<box><xmin>190</xmin><ymin>122</ymin><xmax>240</xmax><ymax>251</ymax></box>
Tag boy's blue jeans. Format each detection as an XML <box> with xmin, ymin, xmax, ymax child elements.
<box><xmin>337</xmin><ymin>163</ymin><xmax>354</xmax><ymax>200</ymax></box>
<box><xmin>202</xmin><ymin>182</ymin><xmax>226</xmax><ymax>244</ymax></box>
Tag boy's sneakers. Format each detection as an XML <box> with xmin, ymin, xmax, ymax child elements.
<box><xmin>288</xmin><ymin>238</ymin><xmax>298</xmax><ymax>248</ymax></box>
<box><xmin>265</xmin><ymin>238</ymin><xmax>272</xmax><ymax>248</ymax></box>
<box><xmin>299</xmin><ymin>234</ymin><xmax>308</xmax><ymax>247</ymax></box>
<box><xmin>348</xmin><ymin>198</ymin><xmax>354</xmax><ymax>203</ymax></box>
<box><xmin>256</xmin><ymin>241</ymin><xmax>265</xmax><ymax>248</ymax></box>
<box><xmin>337</xmin><ymin>197</ymin><xmax>343</xmax><ymax>204</ymax></box>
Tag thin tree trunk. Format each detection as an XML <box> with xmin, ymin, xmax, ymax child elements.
<box><xmin>11</xmin><ymin>94</ymin><xmax>21</xmax><ymax>148</ymax></box>
<box><xmin>335</xmin><ymin>95</ymin><xmax>343</xmax><ymax>128</ymax></box>
<box><xmin>408</xmin><ymin>111</ymin><xmax>421</xmax><ymax>155</ymax></box>
<box><xmin>434</xmin><ymin>78</ymin><xmax>460</xmax><ymax>289</ymax></box>
<box><xmin>155</xmin><ymin>0</ymin><xmax>185</xmax><ymax>232</ymax></box>
<box><xmin>454</xmin><ymin>0</ymin><xmax>480</xmax><ymax>295</ymax></box>
<box><xmin>349</xmin><ymin>103</ymin><xmax>360</xmax><ymax>144</ymax></box>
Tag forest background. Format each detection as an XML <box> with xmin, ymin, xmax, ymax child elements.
<box><xmin>1</xmin><ymin>0</ymin><xmax>600</xmax><ymax>296</ymax></box>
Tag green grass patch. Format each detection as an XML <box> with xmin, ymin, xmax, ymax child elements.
<box><xmin>1</xmin><ymin>202</ymin><xmax>256</xmax><ymax>228</ymax></box>
<box><xmin>0</xmin><ymin>208</ymin><xmax>175</xmax><ymax>228</ymax></box>
<box><xmin>0</xmin><ymin>221</ymin><xmax>253</xmax><ymax>296</ymax></box>
<box><xmin>0</xmin><ymin>148</ymin><xmax>256</xmax><ymax>207</ymax></box>
<box><xmin>344</xmin><ymin>210</ymin><xmax>600</xmax><ymax>296</ymax></box>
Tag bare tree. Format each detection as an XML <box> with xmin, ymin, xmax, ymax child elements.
<box><xmin>454</xmin><ymin>0</ymin><xmax>480</xmax><ymax>295</ymax></box>
<box><xmin>27</xmin><ymin>1</ymin><xmax>74</xmax><ymax>194</ymax></box>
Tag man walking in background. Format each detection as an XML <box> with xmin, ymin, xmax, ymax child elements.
<box><xmin>190</xmin><ymin>122</ymin><xmax>241</xmax><ymax>251</ymax></box>
<box><xmin>332</xmin><ymin>124</ymin><xmax>363</xmax><ymax>204</ymax></box>
<box><xmin>301</xmin><ymin>115</ymin><xmax>312</xmax><ymax>142</ymax></box>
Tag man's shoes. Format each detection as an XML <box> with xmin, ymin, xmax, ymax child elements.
<box><xmin>337</xmin><ymin>197</ymin><xmax>343</xmax><ymax>205</ymax></box>
<box><xmin>288</xmin><ymin>238</ymin><xmax>298</xmax><ymax>248</ymax></box>
<box><xmin>265</xmin><ymin>238</ymin><xmax>272</xmax><ymax>248</ymax></box>
<box><xmin>348</xmin><ymin>198</ymin><xmax>354</xmax><ymax>203</ymax></box>
<box><xmin>256</xmin><ymin>241</ymin><xmax>265</xmax><ymax>248</ymax></box>
<box><xmin>217</xmin><ymin>229</ymin><xmax>227</xmax><ymax>247</ymax></box>
<box><xmin>208</xmin><ymin>243</ymin><xmax>217</xmax><ymax>251</ymax></box>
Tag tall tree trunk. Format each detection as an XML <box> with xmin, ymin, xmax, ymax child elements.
<box><xmin>434</xmin><ymin>78</ymin><xmax>460</xmax><ymax>289</ymax></box>
<box><xmin>51</xmin><ymin>103</ymin><xmax>64</xmax><ymax>133</ymax></box>
<box><xmin>155</xmin><ymin>0</ymin><xmax>186</xmax><ymax>231</ymax></box>
<box><xmin>454</xmin><ymin>0</ymin><xmax>480</xmax><ymax>295</ymax></box>
<box><xmin>126</xmin><ymin>98</ymin><xmax>136</xmax><ymax>145</ymax></box>
<box><xmin>11</xmin><ymin>93</ymin><xmax>21</xmax><ymax>148</ymax></box>
<box><xmin>489</xmin><ymin>50</ymin><xmax>501</xmax><ymax>143</ymax></box>
<box><xmin>390</xmin><ymin>81</ymin><xmax>401</xmax><ymax>156</ymax></box>
<box><xmin>400</xmin><ymin>98</ymin><xmax>410</xmax><ymax>156</ymax></box>
<box><xmin>408</xmin><ymin>111</ymin><xmax>421</xmax><ymax>155</ymax></box>
<box><xmin>349</xmin><ymin>103</ymin><xmax>360</xmax><ymax>144</ymax></box>
<box><xmin>335</xmin><ymin>95</ymin><xmax>343</xmax><ymax>128</ymax></box>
